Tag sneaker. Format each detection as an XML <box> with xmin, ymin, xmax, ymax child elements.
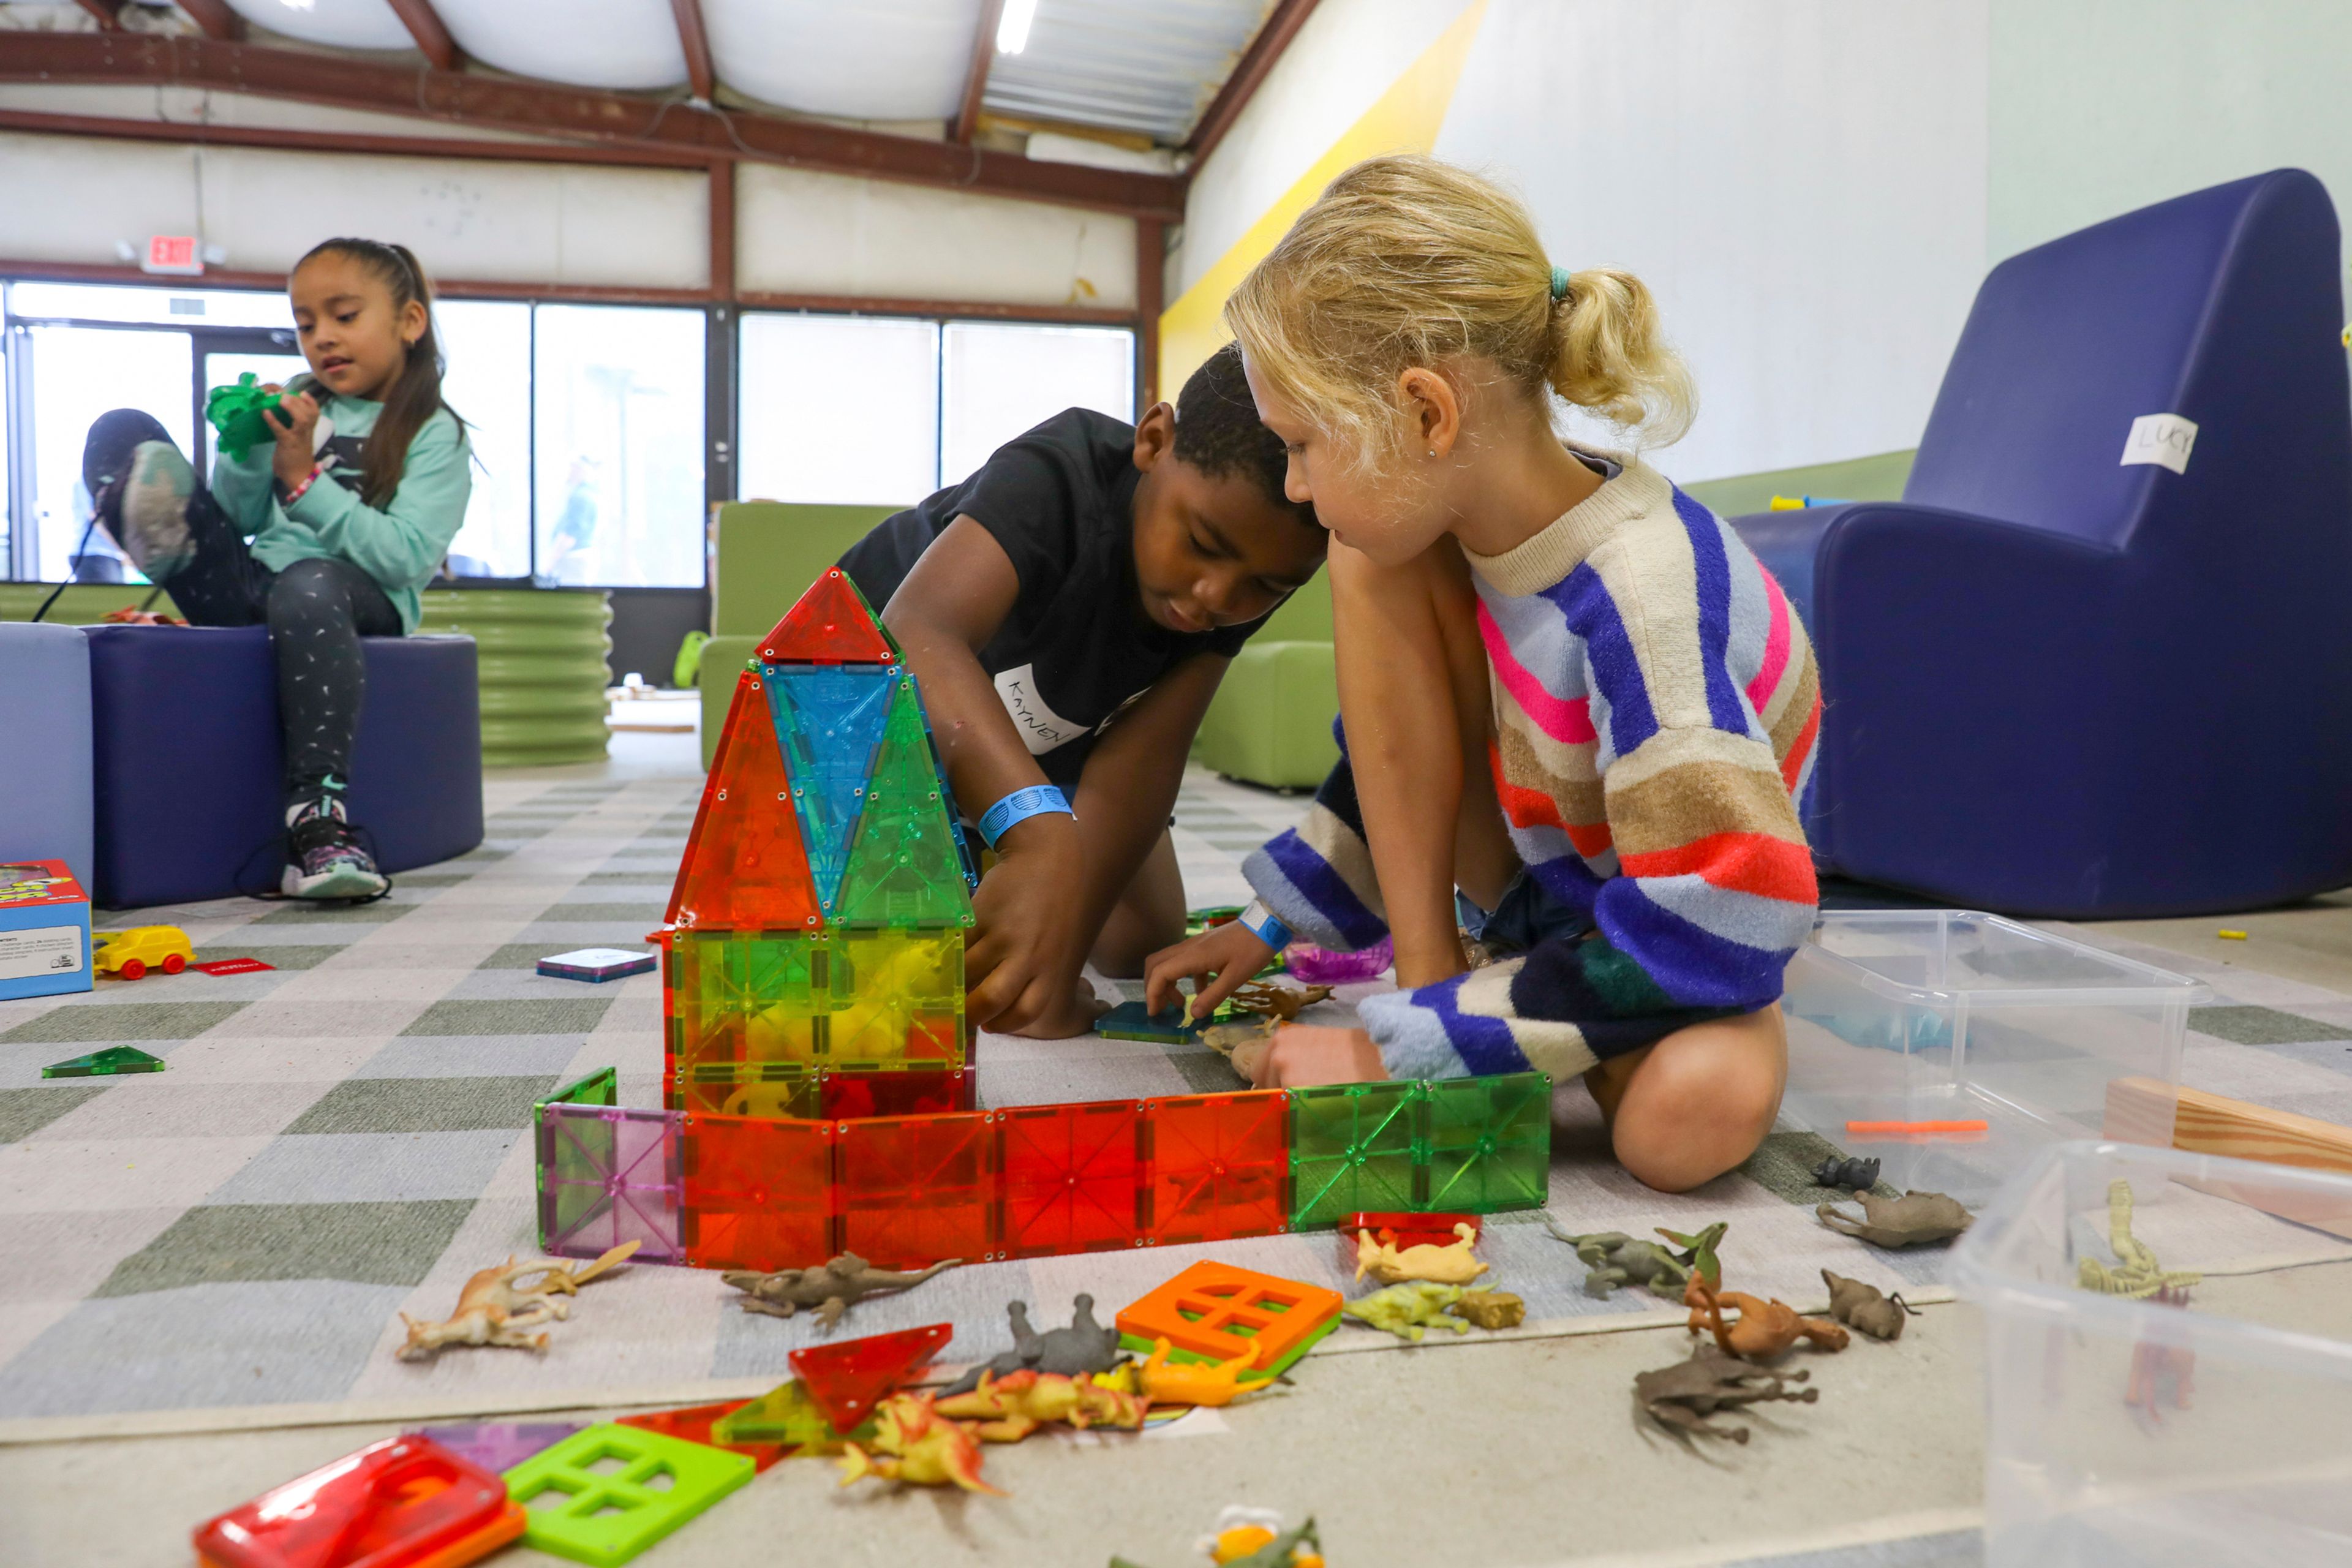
<box><xmin>282</xmin><ymin>800</ymin><xmax>389</xmax><ymax>900</ymax></box>
<box><xmin>113</xmin><ymin>440</ymin><xmax>197</xmax><ymax>579</ymax></box>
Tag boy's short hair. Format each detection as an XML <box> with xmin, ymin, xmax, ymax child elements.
<box><xmin>1172</xmin><ymin>342</ymin><xmax>1319</xmax><ymax>529</ymax></box>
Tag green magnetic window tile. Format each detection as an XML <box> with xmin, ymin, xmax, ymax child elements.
<box><xmin>1420</xmin><ymin>1071</ymin><xmax>1551</xmax><ymax>1213</ymax></box>
<box><xmin>1287</xmin><ymin>1079</ymin><xmax>1422</xmax><ymax>1227</ymax></box>
<box><xmin>504</xmin><ymin>1423</ymin><xmax>752</xmax><ymax>1567</ymax></box>
<box><xmin>832</xmin><ymin>677</ymin><xmax>974</xmax><ymax>929</ymax></box>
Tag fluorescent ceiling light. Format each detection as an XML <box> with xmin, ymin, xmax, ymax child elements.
<box><xmin>997</xmin><ymin>0</ymin><xmax>1038</xmax><ymax>55</ymax></box>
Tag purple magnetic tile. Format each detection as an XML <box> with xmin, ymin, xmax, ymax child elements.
<box><xmin>412</xmin><ymin>1420</ymin><xmax>582</xmax><ymax>1474</ymax></box>
<box><xmin>537</xmin><ymin>1102</ymin><xmax>685</xmax><ymax>1264</ymax></box>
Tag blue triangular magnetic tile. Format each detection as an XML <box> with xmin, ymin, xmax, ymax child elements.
<box><xmin>765</xmin><ymin>663</ymin><xmax>899</xmax><ymax>913</ymax></box>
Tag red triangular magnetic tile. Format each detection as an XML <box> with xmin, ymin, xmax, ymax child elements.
<box><xmin>758</xmin><ymin>568</ymin><xmax>896</xmax><ymax>665</ymax></box>
<box><xmin>667</xmin><ymin>671</ymin><xmax>824</xmax><ymax>931</ymax></box>
<box><xmin>789</xmin><ymin>1322</ymin><xmax>952</xmax><ymax>1430</ymax></box>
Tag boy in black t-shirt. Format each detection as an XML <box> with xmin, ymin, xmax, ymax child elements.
<box><xmin>840</xmin><ymin>344</ymin><xmax>1325</xmax><ymax>1038</ymax></box>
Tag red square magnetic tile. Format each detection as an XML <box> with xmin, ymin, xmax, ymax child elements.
<box><xmin>680</xmin><ymin>1112</ymin><xmax>835</xmax><ymax>1272</ymax></box>
<box><xmin>1145</xmin><ymin>1090</ymin><xmax>1289</xmax><ymax>1246</ymax></box>
<box><xmin>835</xmin><ymin>1112</ymin><xmax>993</xmax><ymax>1267</ymax></box>
<box><xmin>998</xmin><ymin>1101</ymin><xmax>1144</xmax><ymax>1257</ymax></box>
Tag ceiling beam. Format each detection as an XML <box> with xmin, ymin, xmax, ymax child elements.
<box><xmin>383</xmin><ymin>0</ymin><xmax>460</xmax><ymax>74</ymax></box>
<box><xmin>669</xmin><ymin>0</ymin><xmax>715</xmax><ymax>103</ymax></box>
<box><xmin>0</xmin><ymin>108</ymin><xmax>717</xmax><ymax>171</ymax></box>
<box><xmin>952</xmin><ymin>0</ymin><xmax>1008</xmax><ymax>145</ymax></box>
<box><xmin>1184</xmin><ymin>0</ymin><xmax>1321</xmax><ymax>169</ymax></box>
<box><xmin>173</xmin><ymin>0</ymin><xmax>243</xmax><ymax>41</ymax></box>
<box><xmin>74</xmin><ymin>0</ymin><xmax>124</xmax><ymax>29</ymax></box>
<box><xmin>2</xmin><ymin>34</ymin><xmax>1187</xmax><ymax>220</ymax></box>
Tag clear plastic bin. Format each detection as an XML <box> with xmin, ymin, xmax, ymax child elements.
<box><xmin>1953</xmin><ymin>1140</ymin><xmax>2352</xmax><ymax>1567</ymax></box>
<box><xmin>1781</xmin><ymin>911</ymin><xmax>2206</xmax><ymax>1204</ymax></box>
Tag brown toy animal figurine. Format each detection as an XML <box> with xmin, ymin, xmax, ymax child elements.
<box><xmin>1222</xmin><ymin>980</ymin><xmax>1335</xmax><ymax>1023</ymax></box>
<box><xmin>1634</xmin><ymin>1344</ymin><xmax>1819</xmax><ymax>1444</ymax></box>
<box><xmin>1817</xmin><ymin>1190</ymin><xmax>1973</xmax><ymax>1248</ymax></box>
<box><xmin>1449</xmin><ymin>1289</ymin><xmax>1526</xmax><ymax>1330</ymax></box>
<box><xmin>1686</xmin><ymin>1277</ymin><xmax>1849</xmax><ymax>1359</ymax></box>
<box><xmin>722</xmin><ymin>1253</ymin><xmax>957</xmax><ymax>1330</ymax></box>
<box><xmin>397</xmin><ymin>1242</ymin><xmax>639</xmax><ymax>1360</ymax></box>
<box><xmin>1821</xmin><ymin>1269</ymin><xmax>1919</xmax><ymax>1341</ymax></box>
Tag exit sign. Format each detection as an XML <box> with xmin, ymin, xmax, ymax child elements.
<box><xmin>141</xmin><ymin>235</ymin><xmax>203</xmax><ymax>276</ymax></box>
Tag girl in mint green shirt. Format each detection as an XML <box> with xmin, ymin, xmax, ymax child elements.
<box><xmin>80</xmin><ymin>238</ymin><xmax>472</xmax><ymax>899</ymax></box>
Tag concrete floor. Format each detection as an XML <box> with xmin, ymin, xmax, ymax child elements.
<box><xmin>7</xmin><ymin>732</ymin><xmax>2350</xmax><ymax>1567</ymax></box>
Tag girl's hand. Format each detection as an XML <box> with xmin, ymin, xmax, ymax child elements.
<box><xmin>1143</xmin><ymin>919</ymin><xmax>1273</xmax><ymax>1022</ymax></box>
<box><xmin>1248</xmin><ymin>1024</ymin><xmax>1389</xmax><ymax>1088</ymax></box>
<box><xmin>265</xmin><ymin>390</ymin><xmax>322</xmax><ymax>489</ymax></box>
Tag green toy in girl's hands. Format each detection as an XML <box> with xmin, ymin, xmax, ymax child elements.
<box><xmin>204</xmin><ymin>372</ymin><xmax>287</xmax><ymax>461</ymax></box>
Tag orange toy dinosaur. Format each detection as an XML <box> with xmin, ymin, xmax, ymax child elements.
<box><xmin>396</xmin><ymin>1242</ymin><xmax>639</xmax><ymax>1360</ymax></box>
<box><xmin>1686</xmin><ymin>1276</ymin><xmax>1849</xmax><ymax>1359</ymax></box>
<box><xmin>839</xmin><ymin>1392</ymin><xmax>1003</xmax><ymax>1493</ymax></box>
<box><xmin>933</xmin><ymin>1368</ymin><xmax>1148</xmax><ymax>1441</ymax></box>
<box><xmin>1140</xmin><ymin>1338</ymin><xmax>1261</xmax><ymax>1408</ymax></box>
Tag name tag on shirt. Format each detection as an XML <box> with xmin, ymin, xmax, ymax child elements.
<box><xmin>993</xmin><ymin>664</ymin><xmax>1086</xmax><ymax>755</ymax></box>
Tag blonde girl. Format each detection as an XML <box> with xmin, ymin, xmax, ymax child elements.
<box><xmin>1145</xmin><ymin>156</ymin><xmax>1821</xmax><ymax>1191</ymax></box>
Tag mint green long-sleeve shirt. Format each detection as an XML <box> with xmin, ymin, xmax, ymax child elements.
<box><xmin>209</xmin><ymin>387</ymin><xmax>472</xmax><ymax>633</ymax></box>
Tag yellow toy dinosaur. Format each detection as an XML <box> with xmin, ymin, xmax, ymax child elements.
<box><xmin>838</xmin><ymin>1392</ymin><xmax>1003</xmax><ymax>1494</ymax></box>
<box><xmin>932</xmin><ymin>1368</ymin><xmax>1147</xmax><ymax>1441</ymax></box>
<box><xmin>1354</xmin><ymin>1221</ymin><xmax>1490</xmax><ymax>1286</ymax></box>
<box><xmin>1139</xmin><ymin>1338</ymin><xmax>1261</xmax><ymax>1407</ymax></box>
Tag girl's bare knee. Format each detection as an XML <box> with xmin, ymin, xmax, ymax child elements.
<box><xmin>1606</xmin><ymin>1009</ymin><xmax>1787</xmax><ymax>1194</ymax></box>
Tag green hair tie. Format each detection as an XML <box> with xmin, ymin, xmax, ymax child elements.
<box><xmin>1550</xmin><ymin>266</ymin><xmax>1572</xmax><ymax>303</ymax></box>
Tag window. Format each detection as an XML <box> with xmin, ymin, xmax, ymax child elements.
<box><xmin>532</xmin><ymin>304</ymin><xmax>706</xmax><ymax>588</ymax></box>
<box><xmin>6</xmin><ymin>281</ymin><xmax>292</xmax><ymax>330</ymax></box>
<box><xmin>21</xmin><ymin>325</ymin><xmax>194</xmax><ymax>584</ymax></box>
<box><xmin>738</xmin><ymin>314</ymin><xmax>939</xmax><ymax>508</ymax></box>
<box><xmin>940</xmin><ymin>322</ymin><xmax>1133</xmax><ymax>488</ymax></box>
<box><xmin>435</xmin><ymin>300</ymin><xmax>532</xmax><ymax>578</ymax></box>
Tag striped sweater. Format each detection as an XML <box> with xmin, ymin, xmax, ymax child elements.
<box><xmin>1243</xmin><ymin>450</ymin><xmax>1822</xmax><ymax>1083</ymax></box>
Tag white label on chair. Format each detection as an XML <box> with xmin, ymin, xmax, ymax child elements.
<box><xmin>2120</xmin><ymin>413</ymin><xmax>2198</xmax><ymax>474</ymax></box>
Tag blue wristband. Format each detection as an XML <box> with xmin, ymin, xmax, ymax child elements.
<box><xmin>1237</xmin><ymin>898</ymin><xmax>1291</xmax><ymax>952</ymax></box>
<box><xmin>978</xmin><ymin>785</ymin><xmax>1073</xmax><ymax>850</ymax></box>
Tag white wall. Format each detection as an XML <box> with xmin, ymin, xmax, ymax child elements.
<box><xmin>736</xmin><ymin>162</ymin><xmax>1135</xmax><ymax>310</ymax></box>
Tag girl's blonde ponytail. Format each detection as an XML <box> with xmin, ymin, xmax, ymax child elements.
<box><xmin>1225</xmin><ymin>154</ymin><xmax>1694</xmax><ymax>464</ymax></box>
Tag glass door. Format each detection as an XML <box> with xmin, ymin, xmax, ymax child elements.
<box><xmin>20</xmin><ymin>324</ymin><xmax>194</xmax><ymax>584</ymax></box>
<box><xmin>196</xmin><ymin>331</ymin><xmax>306</xmax><ymax>477</ymax></box>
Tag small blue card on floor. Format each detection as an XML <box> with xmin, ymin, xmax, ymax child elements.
<box><xmin>538</xmin><ymin>947</ymin><xmax>657</xmax><ymax>982</ymax></box>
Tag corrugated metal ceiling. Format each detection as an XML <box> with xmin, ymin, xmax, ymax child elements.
<box><xmin>985</xmin><ymin>0</ymin><xmax>1272</xmax><ymax>144</ymax></box>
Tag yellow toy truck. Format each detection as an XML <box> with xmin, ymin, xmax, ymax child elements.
<box><xmin>92</xmin><ymin>925</ymin><xmax>194</xmax><ymax>980</ymax></box>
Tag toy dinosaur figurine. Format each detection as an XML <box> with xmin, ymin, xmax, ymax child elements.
<box><xmin>1545</xmin><ymin>1218</ymin><xmax>1726</xmax><ymax>1299</ymax></box>
<box><xmin>397</xmin><ymin>1242</ymin><xmax>639</xmax><ymax>1360</ymax></box>
<box><xmin>1355</xmin><ymin>1221</ymin><xmax>1490</xmax><ymax>1286</ymax></box>
<box><xmin>1341</xmin><ymin>1281</ymin><xmax>1468</xmax><ymax>1341</ymax></box>
<box><xmin>1686</xmin><ymin>1277</ymin><xmax>1849</xmax><ymax>1359</ymax></box>
<box><xmin>1821</xmin><ymin>1269</ymin><xmax>1919</xmax><ymax>1341</ymax></box>
<box><xmin>1110</xmin><ymin>1509</ymin><xmax>1325</xmax><ymax>1568</ymax></box>
<box><xmin>2078</xmin><ymin>1180</ymin><xmax>2203</xmax><ymax>1299</ymax></box>
<box><xmin>1634</xmin><ymin>1344</ymin><xmax>1819</xmax><ymax>1444</ymax></box>
<box><xmin>941</xmin><ymin>1295</ymin><xmax>1123</xmax><ymax>1396</ymax></box>
<box><xmin>2125</xmin><ymin>1284</ymin><xmax>2196</xmax><ymax>1421</ymax></box>
<box><xmin>1448</xmin><ymin>1288</ymin><xmax>1525</xmax><ymax>1330</ymax></box>
<box><xmin>1818</xmin><ymin>1190</ymin><xmax>1973</xmax><ymax>1248</ymax></box>
<box><xmin>721</xmin><ymin>1253</ymin><xmax>956</xmax><ymax>1330</ymax></box>
<box><xmin>1655</xmin><ymin>1223</ymin><xmax>1727</xmax><ymax>1289</ymax></box>
<box><xmin>934</xmin><ymin>1367</ymin><xmax>1147</xmax><ymax>1440</ymax></box>
<box><xmin>1811</xmin><ymin>1154</ymin><xmax>1882</xmax><ymax>1191</ymax></box>
<box><xmin>1137</xmin><ymin>1338</ymin><xmax>1262</xmax><ymax>1407</ymax></box>
<box><xmin>837</xmin><ymin>1392</ymin><xmax>1001</xmax><ymax>1494</ymax></box>
<box><xmin>1220</xmin><ymin>979</ymin><xmax>1334</xmax><ymax>1023</ymax></box>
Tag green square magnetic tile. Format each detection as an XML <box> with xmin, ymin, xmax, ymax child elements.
<box><xmin>1287</xmin><ymin>1079</ymin><xmax>1422</xmax><ymax>1227</ymax></box>
<box><xmin>505</xmin><ymin>1423</ymin><xmax>753</xmax><ymax>1566</ymax></box>
<box><xmin>287</xmin><ymin>1076</ymin><xmax>557</xmax><ymax>1134</ymax></box>
<box><xmin>1420</xmin><ymin>1072</ymin><xmax>1551</xmax><ymax>1213</ymax></box>
<box><xmin>94</xmin><ymin>1199</ymin><xmax>477</xmax><ymax>1295</ymax></box>
<box><xmin>0</xmin><ymin>1001</ymin><xmax>249</xmax><ymax>1044</ymax></box>
<box><xmin>711</xmin><ymin>1378</ymin><xmax>874</xmax><ymax>1450</ymax></box>
<box><xmin>400</xmin><ymin>998</ymin><xmax>615</xmax><ymax>1037</ymax></box>
<box><xmin>543</xmin><ymin>1066</ymin><xmax>619</xmax><ymax>1109</ymax></box>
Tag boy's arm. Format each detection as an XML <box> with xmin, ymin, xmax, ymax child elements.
<box><xmin>1065</xmin><ymin>650</ymin><xmax>1228</xmax><ymax>948</ymax></box>
<box><xmin>880</xmin><ymin>516</ymin><xmax>1088</xmax><ymax>1035</ymax></box>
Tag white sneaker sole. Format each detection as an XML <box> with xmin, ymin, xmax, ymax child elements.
<box><xmin>282</xmin><ymin>862</ymin><xmax>388</xmax><ymax>900</ymax></box>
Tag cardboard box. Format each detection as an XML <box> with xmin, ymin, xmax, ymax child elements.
<box><xmin>0</xmin><ymin>859</ymin><xmax>93</xmax><ymax>1002</ymax></box>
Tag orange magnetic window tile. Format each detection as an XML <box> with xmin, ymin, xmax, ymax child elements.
<box><xmin>758</xmin><ymin>568</ymin><xmax>896</xmax><ymax>666</ymax></box>
<box><xmin>1115</xmin><ymin>1261</ymin><xmax>1341</xmax><ymax>1368</ymax></box>
<box><xmin>667</xmin><ymin>673</ymin><xmax>823</xmax><ymax>933</ymax></box>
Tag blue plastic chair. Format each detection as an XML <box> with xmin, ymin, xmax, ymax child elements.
<box><xmin>1735</xmin><ymin>170</ymin><xmax>2352</xmax><ymax>918</ymax></box>
<box><xmin>0</xmin><ymin>623</ymin><xmax>95</xmax><ymax>890</ymax></box>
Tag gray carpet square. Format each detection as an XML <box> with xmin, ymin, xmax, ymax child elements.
<box><xmin>1163</xmin><ymin>1048</ymin><xmax>1251</xmax><ymax>1095</ymax></box>
<box><xmin>1</xmin><ymin>1001</ymin><xmax>248</xmax><ymax>1044</ymax></box>
<box><xmin>399</xmin><ymin>998</ymin><xmax>613</xmax><ymax>1036</ymax></box>
<box><xmin>391</xmin><ymin>872</ymin><xmax>477</xmax><ymax>888</ymax></box>
<box><xmin>357</xmin><ymin>1036</ymin><xmax>601</xmax><ymax>1080</ymax></box>
<box><xmin>251</xmin><ymin>902</ymin><xmax>413</xmax><ymax>926</ymax></box>
<box><xmin>581</xmin><ymin>871</ymin><xmax>677</xmax><ymax>886</ymax></box>
<box><xmin>537</xmin><ymin>902</ymin><xmax>668</xmax><ymax>923</ymax></box>
<box><xmin>1724</xmin><ymin>1528</ymin><xmax>1982</xmax><ymax>1567</ymax></box>
<box><xmin>92</xmin><ymin>1199</ymin><xmax>479</xmax><ymax>1297</ymax></box>
<box><xmin>285</xmin><ymin>1076</ymin><xmax>556</xmax><ymax>1134</ymax></box>
<box><xmin>0</xmin><ymin>1085</ymin><xmax>110</xmax><ymax>1143</ymax></box>
<box><xmin>456</xmin><ymin>847</ymin><xmax>511</xmax><ymax>862</ymax></box>
<box><xmin>2190</xmin><ymin>1005</ymin><xmax>2352</xmax><ymax>1044</ymax></box>
<box><xmin>195</xmin><ymin>944</ymin><xmax>343</xmax><ymax>970</ymax></box>
<box><xmin>1742</xmin><ymin>1129</ymin><xmax>1901</xmax><ymax>1205</ymax></box>
<box><xmin>208</xmin><ymin>1130</ymin><xmax>524</xmax><ymax>1205</ymax></box>
<box><xmin>0</xmin><ymin>1280</ymin><xmax>417</xmax><ymax>1416</ymax></box>
<box><xmin>28</xmin><ymin>1080</ymin><xmax>328</xmax><ymax>1141</ymax></box>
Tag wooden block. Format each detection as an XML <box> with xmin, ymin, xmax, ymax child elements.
<box><xmin>2105</xmin><ymin>1076</ymin><xmax>2352</xmax><ymax>1240</ymax></box>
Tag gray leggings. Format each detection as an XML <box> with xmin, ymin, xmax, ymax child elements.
<box><xmin>160</xmin><ymin>485</ymin><xmax>402</xmax><ymax>808</ymax></box>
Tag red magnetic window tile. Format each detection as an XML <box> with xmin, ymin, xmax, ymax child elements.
<box><xmin>1145</xmin><ymin>1090</ymin><xmax>1290</xmax><ymax>1246</ymax></box>
<box><xmin>835</xmin><ymin>1112</ymin><xmax>994</xmax><ymax>1268</ymax></box>
<box><xmin>680</xmin><ymin>1112</ymin><xmax>835</xmax><ymax>1273</ymax></box>
<box><xmin>193</xmin><ymin>1433</ymin><xmax>518</xmax><ymax>1568</ymax></box>
<box><xmin>820</xmin><ymin>1066</ymin><xmax>976</xmax><ymax>1120</ymax></box>
<box><xmin>998</xmin><ymin>1101</ymin><xmax>1144</xmax><ymax>1258</ymax></box>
